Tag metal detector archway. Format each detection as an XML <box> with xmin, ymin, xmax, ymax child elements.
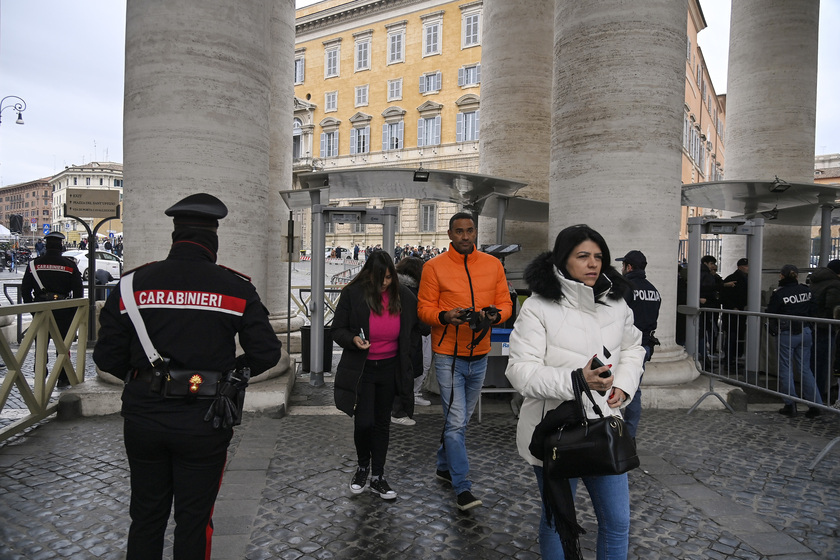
<box><xmin>684</xmin><ymin>217</ymin><xmax>764</xmax><ymax>372</ymax></box>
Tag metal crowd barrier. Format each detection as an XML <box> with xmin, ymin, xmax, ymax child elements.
<box><xmin>690</xmin><ymin>307</ymin><xmax>840</xmax><ymax>469</ymax></box>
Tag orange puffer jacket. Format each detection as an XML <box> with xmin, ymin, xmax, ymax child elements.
<box><xmin>417</xmin><ymin>244</ymin><xmax>512</xmax><ymax>357</ymax></box>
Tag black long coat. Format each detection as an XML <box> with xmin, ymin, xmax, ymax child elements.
<box><xmin>332</xmin><ymin>281</ymin><xmax>417</xmax><ymax>417</ymax></box>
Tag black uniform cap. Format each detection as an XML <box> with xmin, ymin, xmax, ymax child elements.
<box><xmin>45</xmin><ymin>232</ymin><xmax>66</xmax><ymax>241</ymax></box>
<box><xmin>164</xmin><ymin>193</ymin><xmax>228</xmax><ymax>228</ymax></box>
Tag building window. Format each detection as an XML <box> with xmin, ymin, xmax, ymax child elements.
<box><xmin>99</xmin><ymin>178</ymin><xmax>104</xmax><ymax>185</ymax></box>
<box><xmin>417</xmin><ymin>116</ymin><xmax>441</xmax><ymax>147</ymax></box>
<box><xmin>382</xmin><ymin>121</ymin><xmax>404</xmax><ymax>151</ymax></box>
<box><xmin>294</xmin><ymin>56</ymin><xmax>305</xmax><ymax>84</ymax></box>
<box><xmin>355</xmin><ymin>36</ymin><xmax>371</xmax><ymax>72</ymax></box>
<box><xmin>421</xmin><ymin>13</ymin><xmax>443</xmax><ymax>57</ymax></box>
<box><xmin>458</xmin><ymin>64</ymin><xmax>480</xmax><ymax>87</ymax></box>
<box><xmin>419</xmin><ymin>71</ymin><xmax>442</xmax><ymax>94</ymax></box>
<box><xmin>388</xmin><ymin>30</ymin><xmax>404</xmax><ymax>64</ymax></box>
<box><xmin>114</xmin><ymin>179</ymin><xmax>122</xmax><ymax>187</ymax></box>
<box><xmin>388</xmin><ymin>79</ymin><xmax>402</xmax><ymax>101</ymax></box>
<box><xmin>73</xmin><ymin>178</ymin><xmax>78</xmax><ymax>185</ymax></box>
<box><xmin>325</xmin><ymin>45</ymin><xmax>340</xmax><ymax>78</ymax></box>
<box><xmin>355</xmin><ymin>85</ymin><xmax>369</xmax><ymax>107</ymax></box>
<box><xmin>456</xmin><ymin>110</ymin><xmax>480</xmax><ymax>142</ymax></box>
<box><xmin>86</xmin><ymin>178</ymin><xmax>91</xmax><ymax>185</ymax></box>
<box><xmin>293</xmin><ymin>118</ymin><xmax>303</xmax><ymax>159</ymax></box>
<box><xmin>325</xmin><ymin>91</ymin><xmax>337</xmax><ymax>112</ymax></box>
<box><xmin>462</xmin><ymin>11</ymin><xmax>480</xmax><ymax>48</ymax></box>
<box><xmin>686</xmin><ymin>37</ymin><xmax>691</xmax><ymax>61</ymax></box>
<box><xmin>350</xmin><ymin>126</ymin><xmax>370</xmax><ymax>155</ymax></box>
<box><xmin>421</xmin><ymin>203</ymin><xmax>437</xmax><ymax>232</ymax></box>
<box><xmin>320</xmin><ymin>130</ymin><xmax>339</xmax><ymax>157</ymax></box>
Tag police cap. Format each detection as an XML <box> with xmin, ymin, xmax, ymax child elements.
<box><xmin>45</xmin><ymin>231</ymin><xmax>66</xmax><ymax>247</ymax></box>
<box><xmin>45</xmin><ymin>232</ymin><xmax>66</xmax><ymax>241</ymax></box>
<box><xmin>164</xmin><ymin>193</ymin><xmax>228</xmax><ymax>228</ymax></box>
<box><xmin>616</xmin><ymin>250</ymin><xmax>647</xmax><ymax>270</ymax></box>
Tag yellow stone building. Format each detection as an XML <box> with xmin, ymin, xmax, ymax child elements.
<box><xmin>294</xmin><ymin>0</ymin><xmax>727</xmax><ymax>255</ymax></box>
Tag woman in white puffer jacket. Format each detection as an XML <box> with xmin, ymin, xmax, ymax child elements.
<box><xmin>505</xmin><ymin>224</ymin><xmax>645</xmax><ymax>560</ymax></box>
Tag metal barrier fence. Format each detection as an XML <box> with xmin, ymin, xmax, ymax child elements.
<box><xmin>690</xmin><ymin>307</ymin><xmax>840</xmax><ymax>469</ymax></box>
<box><xmin>291</xmin><ymin>285</ymin><xmax>344</xmax><ymax>324</ymax></box>
<box><xmin>0</xmin><ymin>299</ymin><xmax>89</xmax><ymax>443</ymax></box>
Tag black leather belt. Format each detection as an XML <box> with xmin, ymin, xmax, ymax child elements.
<box><xmin>132</xmin><ymin>367</ymin><xmax>156</xmax><ymax>383</ymax></box>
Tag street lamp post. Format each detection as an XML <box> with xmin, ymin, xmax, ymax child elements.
<box><xmin>0</xmin><ymin>96</ymin><xmax>27</xmax><ymax>125</ymax></box>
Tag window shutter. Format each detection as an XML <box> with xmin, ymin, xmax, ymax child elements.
<box><xmin>475</xmin><ymin>110</ymin><xmax>480</xmax><ymax>137</ymax></box>
<box><xmin>419</xmin><ymin>75</ymin><xmax>426</xmax><ymax>94</ymax></box>
<box><xmin>435</xmin><ymin>72</ymin><xmax>442</xmax><ymax>91</ymax></box>
<box><xmin>350</xmin><ymin>128</ymin><xmax>357</xmax><ymax>155</ymax></box>
<box><xmin>320</xmin><ymin>133</ymin><xmax>326</xmax><ymax>157</ymax></box>
<box><xmin>363</xmin><ymin>126</ymin><xmax>370</xmax><ymax>153</ymax></box>
<box><xmin>456</xmin><ymin>113</ymin><xmax>464</xmax><ymax>142</ymax></box>
<box><xmin>301</xmin><ymin>59</ymin><xmax>305</xmax><ymax>82</ymax></box>
<box><xmin>418</xmin><ymin>118</ymin><xmax>426</xmax><ymax>147</ymax></box>
<box><xmin>476</xmin><ymin>64</ymin><xmax>481</xmax><ymax>84</ymax></box>
<box><xmin>382</xmin><ymin>124</ymin><xmax>390</xmax><ymax>151</ymax></box>
<box><xmin>398</xmin><ymin>121</ymin><xmax>404</xmax><ymax>148</ymax></box>
<box><xmin>332</xmin><ymin>131</ymin><xmax>339</xmax><ymax>156</ymax></box>
<box><xmin>433</xmin><ymin>115</ymin><xmax>441</xmax><ymax>145</ymax></box>
<box><xmin>458</xmin><ymin>68</ymin><xmax>464</xmax><ymax>87</ymax></box>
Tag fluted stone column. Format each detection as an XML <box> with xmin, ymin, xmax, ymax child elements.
<box><xmin>123</xmin><ymin>0</ymin><xmax>276</xmax><ymax>299</ymax></box>
<box><xmin>552</xmin><ymin>0</ymin><xmax>695</xmax><ymax>385</ymax></box>
<box><xmin>724</xmin><ymin>0</ymin><xmax>820</xmax><ymax>291</ymax></box>
<box><xmin>478</xmin><ymin>0</ymin><xmax>553</xmax><ymax>281</ymax></box>
<box><xmin>266</xmin><ymin>0</ymin><xmax>304</xmax><ymax>334</ymax></box>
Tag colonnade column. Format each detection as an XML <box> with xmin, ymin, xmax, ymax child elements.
<box><xmin>123</xmin><ymin>0</ymin><xmax>281</xmax><ymax>302</ymax></box>
<box><xmin>478</xmin><ymin>0</ymin><xmax>554</xmax><ymax>281</ymax></box>
<box><xmin>266</xmin><ymin>0</ymin><xmax>304</xmax><ymax>334</ymax></box>
<box><xmin>724</xmin><ymin>0</ymin><xmax>820</xmax><ymax>288</ymax></box>
<box><xmin>552</xmin><ymin>0</ymin><xmax>696</xmax><ymax>385</ymax></box>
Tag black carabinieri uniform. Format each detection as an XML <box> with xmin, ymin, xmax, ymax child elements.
<box><xmin>94</xmin><ymin>230</ymin><xmax>282</xmax><ymax>434</ymax></box>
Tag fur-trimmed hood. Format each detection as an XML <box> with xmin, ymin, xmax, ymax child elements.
<box><xmin>524</xmin><ymin>251</ymin><xmax>628</xmax><ymax>303</ymax></box>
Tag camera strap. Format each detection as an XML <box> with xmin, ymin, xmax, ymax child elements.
<box><xmin>120</xmin><ymin>272</ymin><xmax>166</xmax><ymax>370</ymax></box>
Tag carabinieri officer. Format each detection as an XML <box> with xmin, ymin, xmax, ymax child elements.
<box><xmin>94</xmin><ymin>193</ymin><xmax>282</xmax><ymax>560</ymax></box>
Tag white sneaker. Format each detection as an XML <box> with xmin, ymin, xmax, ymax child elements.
<box><xmin>391</xmin><ymin>416</ymin><xmax>416</xmax><ymax>426</ymax></box>
<box><xmin>414</xmin><ymin>393</ymin><xmax>431</xmax><ymax>406</ymax></box>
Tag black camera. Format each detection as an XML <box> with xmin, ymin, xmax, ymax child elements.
<box><xmin>460</xmin><ymin>306</ymin><xmax>499</xmax><ymax>331</ymax></box>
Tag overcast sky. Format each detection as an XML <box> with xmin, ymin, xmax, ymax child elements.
<box><xmin>0</xmin><ymin>0</ymin><xmax>837</xmax><ymax>187</ymax></box>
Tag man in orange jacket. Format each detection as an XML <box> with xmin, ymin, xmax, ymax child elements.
<box><xmin>417</xmin><ymin>212</ymin><xmax>512</xmax><ymax>511</ymax></box>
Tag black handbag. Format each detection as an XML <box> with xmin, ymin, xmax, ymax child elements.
<box><xmin>541</xmin><ymin>369</ymin><xmax>639</xmax><ymax>480</ymax></box>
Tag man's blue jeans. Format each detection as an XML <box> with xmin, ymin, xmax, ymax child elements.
<box><xmin>534</xmin><ymin>465</ymin><xmax>630</xmax><ymax>560</ymax></box>
<box><xmin>434</xmin><ymin>353</ymin><xmax>486</xmax><ymax>495</ymax></box>
<box><xmin>777</xmin><ymin>328</ymin><xmax>823</xmax><ymax>406</ymax></box>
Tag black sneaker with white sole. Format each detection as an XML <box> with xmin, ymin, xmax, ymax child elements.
<box><xmin>435</xmin><ymin>469</ymin><xmax>452</xmax><ymax>484</ymax></box>
<box><xmin>456</xmin><ymin>490</ymin><xmax>482</xmax><ymax>511</ymax></box>
<box><xmin>369</xmin><ymin>475</ymin><xmax>397</xmax><ymax>500</ymax></box>
<box><xmin>350</xmin><ymin>466</ymin><xmax>369</xmax><ymax>494</ymax></box>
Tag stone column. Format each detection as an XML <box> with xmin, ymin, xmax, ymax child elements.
<box><xmin>552</xmin><ymin>0</ymin><xmax>695</xmax><ymax>385</ymax></box>
<box><xmin>123</xmin><ymin>0</ymin><xmax>276</xmax><ymax>299</ymax></box>
<box><xmin>724</xmin><ymin>0</ymin><xmax>820</xmax><ymax>292</ymax></box>
<box><xmin>478</xmin><ymin>0</ymin><xmax>553</xmax><ymax>282</ymax></box>
<box><xmin>266</xmin><ymin>0</ymin><xmax>304</xmax><ymax>335</ymax></box>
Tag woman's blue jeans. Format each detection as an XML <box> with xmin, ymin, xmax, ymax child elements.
<box><xmin>534</xmin><ymin>465</ymin><xmax>630</xmax><ymax>560</ymax></box>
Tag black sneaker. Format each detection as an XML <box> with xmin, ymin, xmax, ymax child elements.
<box><xmin>435</xmin><ymin>469</ymin><xmax>452</xmax><ymax>484</ymax></box>
<box><xmin>805</xmin><ymin>407</ymin><xmax>821</xmax><ymax>419</ymax></box>
<box><xmin>456</xmin><ymin>490</ymin><xmax>482</xmax><ymax>511</ymax></box>
<box><xmin>779</xmin><ymin>404</ymin><xmax>797</xmax><ymax>417</ymax></box>
<box><xmin>369</xmin><ymin>475</ymin><xmax>397</xmax><ymax>500</ymax></box>
<box><xmin>349</xmin><ymin>466</ymin><xmax>369</xmax><ymax>494</ymax></box>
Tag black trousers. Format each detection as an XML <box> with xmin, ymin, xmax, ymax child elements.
<box><xmin>123</xmin><ymin>419</ymin><xmax>232</xmax><ymax>560</ymax></box>
<box><xmin>354</xmin><ymin>357</ymin><xmax>397</xmax><ymax>476</ymax></box>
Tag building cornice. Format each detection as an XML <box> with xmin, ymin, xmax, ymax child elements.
<box><xmin>297</xmin><ymin>0</ymin><xmax>435</xmax><ymax>35</ymax></box>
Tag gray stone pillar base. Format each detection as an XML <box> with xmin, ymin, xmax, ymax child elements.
<box><xmin>642</xmin><ymin>347</ymin><xmax>699</xmax><ymax>386</ymax></box>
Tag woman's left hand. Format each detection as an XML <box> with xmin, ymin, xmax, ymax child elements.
<box><xmin>607</xmin><ymin>387</ymin><xmax>627</xmax><ymax>409</ymax></box>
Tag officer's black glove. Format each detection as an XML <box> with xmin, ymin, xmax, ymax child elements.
<box><xmin>204</xmin><ymin>367</ymin><xmax>250</xmax><ymax>429</ymax></box>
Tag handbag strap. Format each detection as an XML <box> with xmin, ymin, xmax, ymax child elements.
<box><xmin>120</xmin><ymin>273</ymin><xmax>165</xmax><ymax>369</ymax></box>
<box><xmin>572</xmin><ymin>368</ymin><xmax>605</xmax><ymax>419</ymax></box>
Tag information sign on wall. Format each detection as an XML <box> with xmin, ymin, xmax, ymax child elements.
<box><xmin>64</xmin><ymin>188</ymin><xmax>120</xmax><ymax>219</ymax></box>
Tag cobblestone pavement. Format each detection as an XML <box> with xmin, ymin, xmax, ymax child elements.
<box><xmin>1</xmin><ymin>365</ymin><xmax>839</xmax><ymax>560</ymax></box>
